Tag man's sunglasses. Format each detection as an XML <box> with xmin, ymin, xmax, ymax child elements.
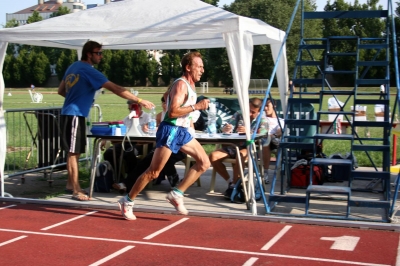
<box><xmin>92</xmin><ymin>51</ymin><xmax>103</xmax><ymax>56</ymax></box>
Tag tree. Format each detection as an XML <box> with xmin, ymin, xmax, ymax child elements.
<box><xmin>56</xmin><ymin>50</ymin><xmax>77</xmax><ymax>81</ymax></box>
<box><xmin>50</xmin><ymin>6</ymin><xmax>71</xmax><ymax>18</ymax></box>
<box><xmin>3</xmin><ymin>18</ymin><xmax>19</xmax><ymax>28</ymax></box>
<box><xmin>226</xmin><ymin>0</ymin><xmax>321</xmax><ymax>83</ymax></box>
<box><xmin>202</xmin><ymin>0</ymin><xmax>219</xmax><ymax>6</ymax></box>
<box><xmin>160</xmin><ymin>54</ymin><xmax>172</xmax><ymax>86</ymax></box>
<box><xmin>97</xmin><ymin>50</ymin><xmax>113</xmax><ymax>78</ymax></box>
<box><xmin>29</xmin><ymin>51</ymin><xmax>51</xmax><ymax>85</ymax></box>
<box><xmin>27</xmin><ymin>11</ymin><xmax>43</xmax><ymax>24</ymax></box>
<box><xmin>322</xmin><ymin>0</ymin><xmax>386</xmax><ymax>82</ymax></box>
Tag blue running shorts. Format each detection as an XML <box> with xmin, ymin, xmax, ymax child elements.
<box><xmin>156</xmin><ymin>121</ymin><xmax>193</xmax><ymax>153</ymax></box>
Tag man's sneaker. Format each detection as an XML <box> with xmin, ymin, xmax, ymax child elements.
<box><xmin>224</xmin><ymin>185</ymin><xmax>234</xmax><ymax>200</ymax></box>
<box><xmin>264</xmin><ymin>173</ymin><xmax>270</xmax><ymax>184</ymax></box>
<box><xmin>117</xmin><ymin>196</ymin><xmax>136</xmax><ymax>220</ymax></box>
<box><xmin>166</xmin><ymin>191</ymin><xmax>188</xmax><ymax>215</ymax></box>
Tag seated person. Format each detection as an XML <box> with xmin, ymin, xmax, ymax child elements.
<box><xmin>209</xmin><ymin>97</ymin><xmax>268</xmax><ymax>199</ymax></box>
<box><xmin>102</xmin><ymin>101</ymin><xmax>150</xmax><ymax>182</ymax></box>
<box><xmin>262</xmin><ymin>98</ymin><xmax>284</xmax><ymax>184</ymax></box>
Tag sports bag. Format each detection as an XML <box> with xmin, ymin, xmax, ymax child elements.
<box><xmin>290</xmin><ymin>163</ymin><xmax>323</xmax><ymax>188</ymax></box>
<box><xmin>94</xmin><ymin>161</ymin><xmax>114</xmax><ymax>193</ymax></box>
<box><xmin>230</xmin><ymin>173</ymin><xmax>263</xmax><ymax>203</ymax></box>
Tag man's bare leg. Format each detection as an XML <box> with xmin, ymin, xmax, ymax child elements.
<box><xmin>262</xmin><ymin>145</ymin><xmax>272</xmax><ymax>170</ymax></box>
<box><xmin>231</xmin><ymin>149</ymin><xmax>247</xmax><ymax>185</ymax></box>
<box><xmin>178</xmin><ymin>139</ymin><xmax>210</xmax><ymax>191</ymax></box>
<box><xmin>67</xmin><ymin>153</ymin><xmax>80</xmax><ymax>192</ymax></box>
<box><xmin>118</xmin><ymin>146</ymin><xmax>172</xmax><ymax>220</ymax></box>
<box><xmin>262</xmin><ymin>145</ymin><xmax>271</xmax><ymax>183</ymax></box>
<box><xmin>128</xmin><ymin>146</ymin><xmax>172</xmax><ymax>199</ymax></box>
<box><xmin>66</xmin><ymin>152</ymin><xmax>89</xmax><ymax>200</ymax></box>
<box><xmin>209</xmin><ymin>149</ymin><xmax>231</xmax><ymax>182</ymax></box>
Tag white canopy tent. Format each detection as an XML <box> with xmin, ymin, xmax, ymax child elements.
<box><xmin>0</xmin><ymin>0</ymin><xmax>288</xmax><ymax>213</ymax></box>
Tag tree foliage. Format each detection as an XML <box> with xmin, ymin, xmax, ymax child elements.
<box><xmin>27</xmin><ymin>11</ymin><xmax>43</xmax><ymax>24</ymax></box>
<box><xmin>50</xmin><ymin>6</ymin><xmax>71</xmax><ymax>18</ymax></box>
<box><xmin>322</xmin><ymin>0</ymin><xmax>386</xmax><ymax>83</ymax></box>
<box><xmin>1</xmin><ymin>0</ymin><xmax>399</xmax><ymax>88</ymax></box>
<box><xmin>224</xmin><ymin>0</ymin><xmax>320</xmax><ymax>83</ymax></box>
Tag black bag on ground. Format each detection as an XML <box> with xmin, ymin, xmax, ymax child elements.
<box><xmin>329</xmin><ymin>153</ymin><xmax>357</xmax><ymax>181</ymax></box>
<box><xmin>94</xmin><ymin>161</ymin><xmax>114</xmax><ymax>193</ymax></box>
<box><xmin>230</xmin><ymin>175</ymin><xmax>262</xmax><ymax>203</ymax></box>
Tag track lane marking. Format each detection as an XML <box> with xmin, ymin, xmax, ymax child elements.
<box><xmin>0</xmin><ymin>205</ymin><xmax>16</xmax><ymax>210</ymax></box>
<box><xmin>321</xmin><ymin>236</ymin><xmax>360</xmax><ymax>251</ymax></box>
<box><xmin>243</xmin><ymin>257</ymin><xmax>258</xmax><ymax>266</ymax></box>
<box><xmin>143</xmin><ymin>218</ymin><xmax>189</xmax><ymax>240</ymax></box>
<box><xmin>0</xmin><ymin>228</ymin><xmax>390</xmax><ymax>266</ymax></box>
<box><xmin>40</xmin><ymin>211</ymin><xmax>98</xmax><ymax>231</ymax></box>
<box><xmin>0</xmin><ymin>235</ymin><xmax>27</xmax><ymax>246</ymax></box>
<box><xmin>261</xmin><ymin>225</ymin><xmax>292</xmax><ymax>251</ymax></box>
<box><xmin>89</xmin><ymin>245</ymin><xmax>134</xmax><ymax>266</ymax></box>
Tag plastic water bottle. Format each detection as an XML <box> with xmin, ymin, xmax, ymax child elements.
<box><xmin>148</xmin><ymin>107</ymin><xmax>157</xmax><ymax>136</ymax></box>
<box><xmin>207</xmin><ymin>102</ymin><xmax>217</xmax><ymax>137</ymax></box>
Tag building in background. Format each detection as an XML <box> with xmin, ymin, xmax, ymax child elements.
<box><xmin>5</xmin><ymin>0</ymin><xmax>117</xmax><ymax>25</ymax></box>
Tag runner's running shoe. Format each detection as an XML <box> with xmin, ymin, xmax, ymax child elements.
<box><xmin>166</xmin><ymin>191</ymin><xmax>188</xmax><ymax>215</ymax></box>
<box><xmin>118</xmin><ymin>196</ymin><xmax>136</xmax><ymax>220</ymax></box>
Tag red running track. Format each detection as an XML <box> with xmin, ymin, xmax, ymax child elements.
<box><xmin>0</xmin><ymin>203</ymin><xmax>398</xmax><ymax>265</ymax></box>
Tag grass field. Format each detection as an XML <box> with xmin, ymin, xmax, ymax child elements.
<box><xmin>3</xmin><ymin>86</ymin><xmax>399</xmax><ymax>168</ymax></box>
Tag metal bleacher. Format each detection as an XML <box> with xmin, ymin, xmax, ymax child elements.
<box><xmin>248</xmin><ymin>79</ymin><xmax>269</xmax><ymax>95</ymax></box>
<box><xmin>265</xmin><ymin>0</ymin><xmax>400</xmax><ymax>222</ymax></box>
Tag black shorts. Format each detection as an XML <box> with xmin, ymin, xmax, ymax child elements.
<box><xmin>61</xmin><ymin>115</ymin><xmax>86</xmax><ymax>154</ymax></box>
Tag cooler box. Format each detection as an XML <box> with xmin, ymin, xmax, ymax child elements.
<box><xmin>91</xmin><ymin>122</ymin><xmax>112</xmax><ymax>135</ymax></box>
<box><xmin>90</xmin><ymin>122</ymin><xmax>126</xmax><ymax>136</ymax></box>
<box><xmin>351</xmin><ymin>106</ymin><xmax>367</xmax><ymax>121</ymax></box>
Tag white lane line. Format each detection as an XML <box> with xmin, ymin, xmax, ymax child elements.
<box><xmin>261</xmin><ymin>225</ymin><xmax>292</xmax><ymax>251</ymax></box>
<box><xmin>0</xmin><ymin>236</ymin><xmax>27</xmax><ymax>247</ymax></box>
<box><xmin>89</xmin><ymin>245</ymin><xmax>134</xmax><ymax>266</ymax></box>
<box><xmin>243</xmin><ymin>257</ymin><xmax>259</xmax><ymax>266</ymax></box>
<box><xmin>143</xmin><ymin>218</ymin><xmax>189</xmax><ymax>240</ymax></box>
<box><xmin>0</xmin><ymin>205</ymin><xmax>16</xmax><ymax>210</ymax></box>
<box><xmin>0</xmin><ymin>228</ymin><xmax>390</xmax><ymax>266</ymax></box>
<box><xmin>396</xmin><ymin>235</ymin><xmax>400</xmax><ymax>266</ymax></box>
<box><xmin>40</xmin><ymin>211</ymin><xmax>98</xmax><ymax>231</ymax></box>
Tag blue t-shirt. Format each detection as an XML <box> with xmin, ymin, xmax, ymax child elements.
<box><xmin>61</xmin><ymin>61</ymin><xmax>108</xmax><ymax>117</ymax></box>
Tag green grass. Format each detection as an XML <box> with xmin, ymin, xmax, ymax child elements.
<box><xmin>4</xmin><ymin>87</ymin><xmax>399</xmax><ymax>167</ymax></box>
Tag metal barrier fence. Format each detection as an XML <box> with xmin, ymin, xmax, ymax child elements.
<box><xmin>4</xmin><ymin>105</ymin><xmax>102</xmax><ymax>183</ymax></box>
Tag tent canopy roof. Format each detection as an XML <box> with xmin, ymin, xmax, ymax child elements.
<box><xmin>0</xmin><ymin>0</ymin><xmax>285</xmax><ymax>50</ymax></box>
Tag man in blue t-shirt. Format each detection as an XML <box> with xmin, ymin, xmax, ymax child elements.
<box><xmin>58</xmin><ymin>40</ymin><xmax>154</xmax><ymax>201</ymax></box>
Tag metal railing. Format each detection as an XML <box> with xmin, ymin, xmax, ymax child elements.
<box><xmin>3</xmin><ymin>105</ymin><xmax>102</xmax><ymax>181</ymax></box>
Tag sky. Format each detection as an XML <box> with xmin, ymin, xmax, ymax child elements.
<box><xmin>0</xmin><ymin>0</ymin><xmax>390</xmax><ymax>27</ymax></box>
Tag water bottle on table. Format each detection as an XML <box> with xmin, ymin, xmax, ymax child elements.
<box><xmin>148</xmin><ymin>107</ymin><xmax>157</xmax><ymax>136</ymax></box>
<box><xmin>207</xmin><ymin>102</ymin><xmax>217</xmax><ymax>137</ymax></box>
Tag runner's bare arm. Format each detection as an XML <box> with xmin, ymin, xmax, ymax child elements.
<box><xmin>102</xmin><ymin>81</ymin><xmax>155</xmax><ymax>109</ymax></box>
<box><xmin>168</xmin><ymin>81</ymin><xmax>209</xmax><ymax>118</ymax></box>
